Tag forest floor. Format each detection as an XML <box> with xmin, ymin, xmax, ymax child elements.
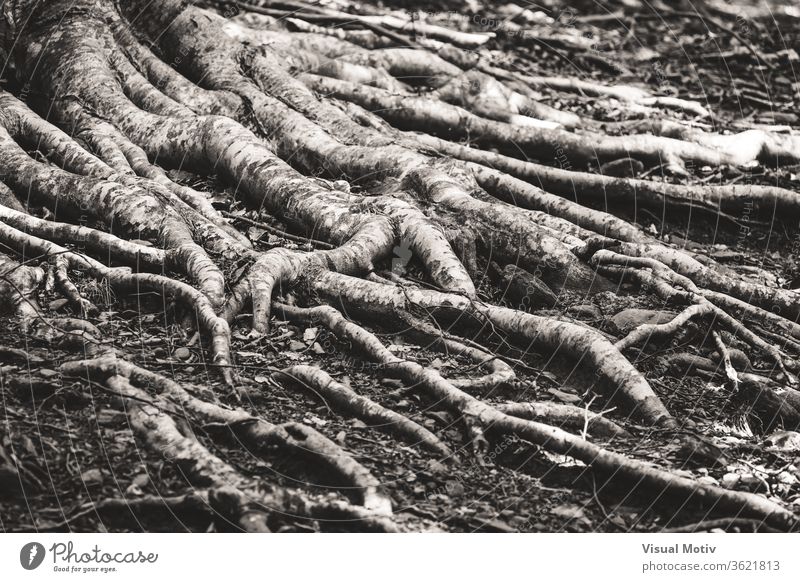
<box><xmin>2</xmin><ymin>0</ymin><xmax>800</xmax><ymax>532</ymax></box>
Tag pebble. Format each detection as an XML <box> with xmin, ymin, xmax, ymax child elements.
<box><xmin>764</xmin><ymin>430</ymin><xmax>800</xmax><ymax>452</ymax></box>
<box><xmin>497</xmin><ymin>264</ymin><xmax>558</xmax><ymax>310</ymax></box>
<box><xmin>288</xmin><ymin>340</ymin><xmax>306</xmax><ymax>351</ymax></box>
<box><xmin>81</xmin><ymin>468</ymin><xmax>104</xmax><ymax>486</ymax></box>
<box><xmin>173</xmin><ymin>347</ymin><xmax>191</xmax><ymax>360</ymax></box>
<box><xmin>131</xmin><ymin>473</ymin><xmax>150</xmax><ymax>488</ymax></box>
<box><xmin>599</xmin><ymin>157</ymin><xmax>645</xmax><ymax>178</ymax></box>
<box><xmin>445</xmin><ymin>480</ymin><xmax>466</xmax><ymax>497</ymax></box>
<box><xmin>95</xmin><ymin>409</ymin><xmax>123</xmax><ymax>426</ymax></box>
<box><xmin>567</xmin><ymin>304</ymin><xmax>602</xmax><ymax>320</ymax></box>
<box><xmin>611</xmin><ymin>308</ymin><xmax>677</xmax><ymax>334</ymax></box>
<box><xmin>48</xmin><ymin>298</ymin><xmax>69</xmax><ymax>311</ymax></box>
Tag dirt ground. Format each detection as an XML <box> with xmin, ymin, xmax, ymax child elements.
<box><xmin>1</xmin><ymin>0</ymin><xmax>799</xmax><ymax>532</ymax></box>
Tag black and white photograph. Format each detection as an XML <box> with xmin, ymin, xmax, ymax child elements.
<box><xmin>0</xmin><ymin>0</ymin><xmax>798</xmax><ymax>578</ymax></box>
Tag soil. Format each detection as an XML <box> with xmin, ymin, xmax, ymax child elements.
<box><xmin>1</xmin><ymin>0</ymin><xmax>799</xmax><ymax>533</ymax></box>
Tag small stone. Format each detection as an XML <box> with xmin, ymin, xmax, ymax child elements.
<box><xmin>721</xmin><ymin>473</ymin><xmax>740</xmax><ymax>489</ymax></box>
<box><xmin>96</xmin><ymin>409</ymin><xmax>122</xmax><ymax>426</ymax></box>
<box><xmin>697</xmin><ymin>475</ymin><xmax>719</xmax><ymax>487</ymax></box>
<box><xmin>81</xmin><ymin>468</ymin><xmax>104</xmax><ymax>486</ymax></box>
<box><xmin>599</xmin><ymin>157</ymin><xmax>645</xmax><ymax>178</ymax></box>
<box><xmin>764</xmin><ymin>430</ymin><xmax>800</xmax><ymax>452</ymax></box>
<box><xmin>288</xmin><ymin>340</ymin><xmax>306</xmax><ymax>351</ymax></box>
<box><xmin>302</xmin><ymin>327</ymin><xmax>318</xmax><ymax>343</ymax></box>
<box><xmin>131</xmin><ymin>473</ymin><xmax>150</xmax><ymax>488</ymax></box>
<box><xmin>726</xmin><ymin>348</ymin><xmax>752</xmax><ymax>370</ymax></box>
<box><xmin>380</xmin><ymin>378</ymin><xmax>404</xmax><ymax>389</ymax></box>
<box><xmin>125</xmin><ymin>484</ymin><xmax>144</xmax><ymax>496</ymax></box>
<box><xmin>710</xmin><ymin>249</ymin><xmax>743</xmax><ymax>262</ymax></box>
<box><xmin>567</xmin><ymin>304</ymin><xmax>602</xmax><ymax>320</ymax></box>
<box><xmin>776</xmin><ymin>471</ymin><xmax>796</xmax><ymax>487</ymax></box>
<box><xmin>497</xmin><ymin>264</ymin><xmax>558</xmax><ymax>310</ymax></box>
<box><xmin>332</xmin><ymin>180</ymin><xmax>350</xmax><ymax>193</ymax></box>
<box><xmin>173</xmin><ymin>347</ymin><xmax>191</xmax><ymax>360</ymax></box>
<box><xmin>304</xmin><ymin>415</ymin><xmax>327</xmax><ymax>427</ymax></box>
<box><xmin>445</xmin><ymin>480</ymin><xmax>465</xmax><ymax>497</ymax></box>
<box><xmin>48</xmin><ymin>298</ymin><xmax>69</xmax><ymax>311</ymax></box>
<box><xmin>611</xmin><ymin>308</ymin><xmax>677</xmax><ymax>334</ymax></box>
<box><xmin>547</xmin><ymin>388</ymin><xmax>582</xmax><ymax>405</ymax></box>
<box><xmin>738</xmin><ymin>473</ymin><xmax>768</xmax><ymax>493</ymax></box>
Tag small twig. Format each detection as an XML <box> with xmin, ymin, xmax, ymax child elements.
<box><xmin>223</xmin><ymin>211</ymin><xmax>334</xmax><ymax>249</ymax></box>
<box><xmin>591</xmin><ymin>475</ymin><xmax>617</xmax><ymax>526</ymax></box>
<box><xmin>712</xmin><ymin>330</ymin><xmax>740</xmax><ymax>392</ymax></box>
<box><xmin>582</xmin><ymin>395</ymin><xmax>598</xmax><ymax>441</ymax></box>
<box><xmin>222</xmin><ymin>1</ymin><xmax>421</xmax><ymax>48</ymax></box>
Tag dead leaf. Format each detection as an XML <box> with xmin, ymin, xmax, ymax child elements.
<box><xmin>303</xmin><ymin>327</ymin><xmax>318</xmax><ymax>343</ymax></box>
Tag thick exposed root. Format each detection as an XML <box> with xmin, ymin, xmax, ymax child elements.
<box><xmin>302</xmin><ymin>74</ymin><xmax>734</xmax><ymax>172</ymax></box>
<box><xmin>592</xmin><ymin>250</ymin><xmax>794</xmax><ymax>380</ymax></box>
<box><xmin>294</xmin><ymin>274</ymin><xmax>794</xmax><ymax>529</ymax></box>
<box><xmin>312</xmin><ymin>272</ymin><xmax>675</xmax><ymax>426</ymax></box>
<box><xmin>0</xmin><ymin>218</ymin><xmax>234</xmax><ymax>383</ymax></box>
<box><xmin>495</xmin><ymin>402</ymin><xmax>631</xmax><ymax>439</ymax></box>
<box><xmin>0</xmin><ymin>0</ymin><xmax>797</xmax><ymax>532</ymax></box>
<box><xmin>520</xmin><ymin>75</ymin><xmax>710</xmax><ymax>116</ymax></box>
<box><xmin>413</xmin><ymin>133</ymin><xmax>800</xmax><ymax>217</ymax></box>
<box><xmin>60</xmin><ymin>356</ymin><xmax>395</xmax><ymax>529</ymax></box>
<box><xmin>0</xmin><ymin>252</ymin><xmax>44</xmax><ymax>326</ymax></box>
<box><xmin>401</xmin><ymin>317</ymin><xmax>517</xmax><ymax>392</ymax></box>
<box><xmin>275</xmin><ymin>364</ymin><xmax>452</xmax><ymax>458</ymax></box>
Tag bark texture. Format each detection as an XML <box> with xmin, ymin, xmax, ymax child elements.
<box><xmin>0</xmin><ymin>0</ymin><xmax>798</xmax><ymax>532</ymax></box>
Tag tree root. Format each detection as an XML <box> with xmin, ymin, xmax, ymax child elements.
<box><xmin>0</xmin><ymin>0</ymin><xmax>796</xmax><ymax>532</ymax></box>
<box><xmin>495</xmin><ymin>402</ymin><xmax>631</xmax><ymax>439</ymax></box>
<box><xmin>0</xmin><ymin>252</ymin><xmax>45</xmax><ymax>326</ymax></box>
<box><xmin>60</xmin><ymin>356</ymin><xmax>396</xmax><ymax>528</ymax></box>
<box><xmin>275</xmin><ymin>364</ymin><xmax>453</xmax><ymax>457</ymax></box>
<box><xmin>311</xmin><ymin>275</ymin><xmax>799</xmax><ymax>528</ymax></box>
<box><xmin>0</xmin><ymin>218</ymin><xmax>234</xmax><ymax>383</ymax></box>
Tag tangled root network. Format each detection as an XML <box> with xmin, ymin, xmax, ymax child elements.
<box><xmin>0</xmin><ymin>0</ymin><xmax>799</xmax><ymax>532</ymax></box>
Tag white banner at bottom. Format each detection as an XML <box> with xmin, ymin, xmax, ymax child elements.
<box><xmin>0</xmin><ymin>533</ymin><xmax>796</xmax><ymax>581</ymax></box>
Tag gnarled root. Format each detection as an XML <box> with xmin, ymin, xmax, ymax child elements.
<box><xmin>0</xmin><ymin>0</ymin><xmax>797</xmax><ymax>533</ymax></box>
<box><xmin>60</xmin><ymin>356</ymin><xmax>396</xmax><ymax>529</ymax></box>
<box><xmin>495</xmin><ymin>402</ymin><xmax>631</xmax><ymax>439</ymax></box>
<box><xmin>275</xmin><ymin>364</ymin><xmax>453</xmax><ymax>458</ymax></box>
